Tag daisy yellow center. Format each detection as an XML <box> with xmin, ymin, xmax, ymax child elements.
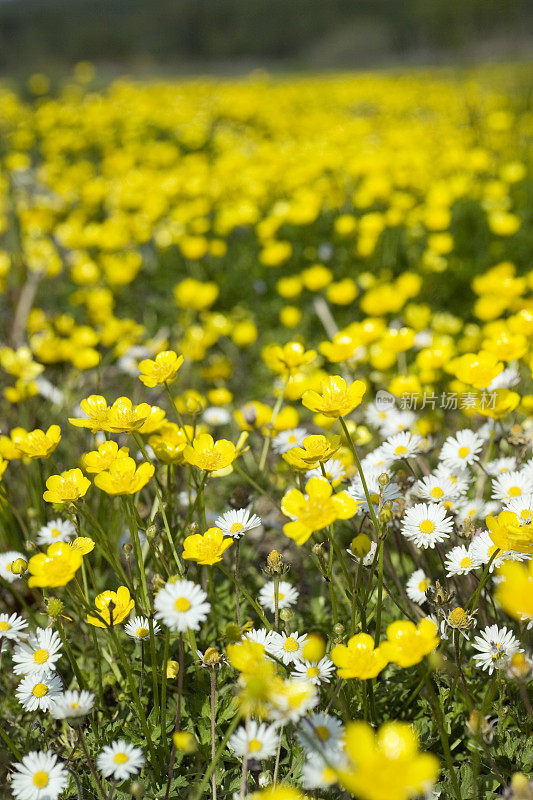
<box><xmin>395</xmin><ymin>445</ymin><xmax>408</xmax><ymax>455</ymax></box>
<box><xmin>458</xmin><ymin>446</ymin><xmax>469</xmax><ymax>458</ymax></box>
<box><xmin>509</xmin><ymin>486</ymin><xmax>521</xmax><ymax>497</ymax></box>
<box><xmin>370</xmin><ymin>493</ymin><xmax>380</xmax><ymax>503</ymax></box>
<box><xmin>418</xmin><ymin>579</ymin><xmax>429</xmax><ymax>592</ymax></box>
<box><xmin>51</xmin><ymin>528</ymin><xmax>61</xmax><ymax>538</ymax></box>
<box><xmin>230</xmin><ymin>522</ymin><xmax>244</xmax><ymax>533</ymax></box>
<box><xmin>113</xmin><ymin>752</ymin><xmax>129</xmax><ymax>764</ymax></box>
<box><xmin>71</xmin><ymin>702</ymin><xmax>79</xmax><ymax>709</ymax></box>
<box><xmin>307</xmin><ymin>666</ymin><xmax>319</xmax><ymax>677</ymax></box>
<box><xmin>316</xmin><ymin>725</ymin><xmax>330</xmax><ymax>740</ymax></box>
<box><xmin>430</xmin><ymin>487</ymin><xmax>443</xmax><ymax>498</ymax></box>
<box><xmin>248</xmin><ymin>739</ymin><xmax>262</xmax><ymax>753</ymax></box>
<box><xmin>419</xmin><ymin>520</ymin><xmax>435</xmax><ymax>534</ymax></box>
<box><xmin>0</xmin><ymin>621</ymin><xmax>10</xmax><ymax>631</ymax></box>
<box><xmin>32</xmin><ymin>683</ymin><xmax>48</xmax><ymax>698</ymax></box>
<box><xmin>288</xmin><ymin>435</ymin><xmax>297</xmax><ymax>442</ymax></box>
<box><xmin>33</xmin><ymin>648</ymin><xmax>49</xmax><ymax>664</ymax></box>
<box><xmin>278</xmin><ymin>592</ymin><xmax>285</xmax><ymax>600</ymax></box>
<box><xmin>174</xmin><ymin>597</ymin><xmax>191</xmax><ymax>612</ymax></box>
<box><xmin>283</xmin><ymin>637</ymin><xmax>299</xmax><ymax>652</ymax></box>
<box><xmin>136</xmin><ymin>627</ymin><xmax>149</xmax><ymax>638</ymax></box>
<box><xmin>460</xmin><ymin>556</ymin><xmax>472</xmax><ymax>569</ymax></box>
<box><xmin>32</xmin><ymin>771</ymin><xmax>49</xmax><ymax>788</ymax></box>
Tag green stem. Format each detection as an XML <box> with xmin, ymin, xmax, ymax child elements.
<box><xmin>192</xmin><ymin>713</ymin><xmax>240</xmax><ymax>799</ymax></box>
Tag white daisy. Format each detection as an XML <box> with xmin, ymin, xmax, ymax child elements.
<box><xmin>269</xmin><ymin>678</ymin><xmax>318</xmax><ymax>723</ymax></box>
<box><xmin>491</xmin><ymin>470</ymin><xmax>533</xmax><ymax>503</ymax></box>
<box><xmin>12</xmin><ymin>627</ymin><xmax>62</xmax><ymax>676</ymax></box>
<box><xmin>504</xmin><ymin>494</ymin><xmax>533</xmax><ymax>523</ymax></box>
<box><xmin>444</xmin><ymin>544</ymin><xmax>481</xmax><ymax>576</ymax></box>
<box><xmin>295</xmin><ymin>712</ymin><xmax>344</xmax><ymax>756</ymax></box>
<box><xmin>0</xmin><ymin>612</ymin><xmax>28</xmax><ymax>641</ymax></box>
<box><xmin>10</xmin><ymin>750</ymin><xmax>68</xmax><ymax>800</ymax></box>
<box><xmin>471</xmin><ymin>624</ymin><xmax>521</xmax><ymax>674</ymax></box>
<box><xmin>16</xmin><ymin>673</ymin><xmax>63</xmax><ymax>712</ymax></box>
<box><xmin>267</xmin><ymin>631</ymin><xmax>307</xmax><ymax>665</ymax></box>
<box><xmin>291</xmin><ymin>656</ymin><xmax>335</xmax><ymax>685</ymax></box>
<box><xmin>432</xmin><ymin>464</ymin><xmax>472</xmax><ymax>495</ymax></box>
<box><xmin>258</xmin><ymin>580</ymin><xmax>299</xmax><ymax>614</ymax></box>
<box><xmin>380</xmin><ymin>431</ymin><xmax>424</xmax><ymax>464</ymax></box>
<box><xmin>97</xmin><ymin>740</ymin><xmax>145</xmax><ymax>781</ymax></box>
<box><xmin>242</xmin><ymin>628</ymin><xmax>274</xmax><ymax>650</ymax></box>
<box><xmin>485</xmin><ymin>457</ymin><xmax>517</xmax><ymax>476</ymax></box>
<box><xmin>414</xmin><ymin>474</ymin><xmax>464</xmax><ymax>504</ymax></box>
<box><xmin>302</xmin><ymin>752</ymin><xmax>344</xmax><ymax>790</ymax></box>
<box><xmin>306</xmin><ymin>458</ymin><xmax>346</xmax><ymax>486</ymax></box>
<box><xmin>214</xmin><ymin>508</ymin><xmax>261</xmax><ymax>539</ymax></box>
<box><xmin>400</xmin><ymin>503</ymin><xmax>454</xmax><ymax>548</ymax></box>
<box><xmin>124</xmin><ymin>616</ymin><xmax>161</xmax><ymax>641</ymax></box>
<box><xmin>229</xmin><ymin>721</ymin><xmax>279</xmax><ymax>760</ymax></box>
<box><xmin>378</xmin><ymin>409</ymin><xmax>418</xmax><ymax>438</ymax></box>
<box><xmin>487</xmin><ymin>367</ymin><xmax>520</xmax><ymax>390</ymax></box>
<box><xmin>0</xmin><ymin>550</ymin><xmax>26</xmax><ymax>583</ymax></box>
<box><xmin>360</xmin><ymin>446</ymin><xmax>390</xmax><ymax>475</ymax></box>
<box><xmin>202</xmin><ymin>407</ymin><xmax>231</xmax><ymax>426</ymax></box>
<box><xmin>154</xmin><ymin>579</ymin><xmax>211</xmax><ymax>632</ymax></box>
<box><xmin>406</xmin><ymin>569</ymin><xmax>431</xmax><ymax>604</ymax></box>
<box><xmin>49</xmin><ymin>689</ymin><xmax>95</xmax><ymax>720</ymax></box>
<box><xmin>272</xmin><ymin>427</ymin><xmax>308</xmax><ymax>454</ymax></box>
<box><xmin>455</xmin><ymin>499</ymin><xmax>486</xmax><ymax>523</ymax></box>
<box><xmin>36</xmin><ymin>518</ymin><xmax>75</xmax><ymax>546</ymax></box>
<box><xmin>439</xmin><ymin>430</ymin><xmax>483</xmax><ymax>470</ymax></box>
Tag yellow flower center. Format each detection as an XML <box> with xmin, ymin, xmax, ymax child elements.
<box><xmin>322</xmin><ymin>766</ymin><xmax>336</xmax><ymax>783</ymax></box>
<box><xmin>230</xmin><ymin>522</ymin><xmax>244</xmax><ymax>533</ymax></box>
<box><xmin>458</xmin><ymin>446</ymin><xmax>470</xmax><ymax>458</ymax></box>
<box><xmin>418</xmin><ymin>579</ymin><xmax>429</xmax><ymax>592</ymax></box>
<box><xmin>33</xmin><ymin>648</ymin><xmax>49</xmax><ymax>664</ymax></box>
<box><xmin>316</xmin><ymin>725</ymin><xmax>330</xmax><ymax>740</ymax></box>
<box><xmin>113</xmin><ymin>752</ymin><xmax>129</xmax><ymax>764</ymax></box>
<box><xmin>278</xmin><ymin>592</ymin><xmax>285</xmax><ymax>600</ymax></box>
<box><xmin>32</xmin><ymin>683</ymin><xmax>49</xmax><ymax>698</ymax></box>
<box><xmin>395</xmin><ymin>445</ymin><xmax>408</xmax><ymax>455</ymax></box>
<box><xmin>460</xmin><ymin>556</ymin><xmax>472</xmax><ymax>569</ymax></box>
<box><xmin>283</xmin><ymin>637</ymin><xmax>299</xmax><ymax>652</ymax></box>
<box><xmin>248</xmin><ymin>738</ymin><xmax>262</xmax><ymax>753</ymax></box>
<box><xmin>174</xmin><ymin>597</ymin><xmax>191</xmax><ymax>612</ymax></box>
<box><xmin>136</xmin><ymin>627</ymin><xmax>149</xmax><ymax>638</ymax></box>
<box><xmin>32</xmin><ymin>771</ymin><xmax>49</xmax><ymax>788</ymax></box>
<box><xmin>430</xmin><ymin>487</ymin><xmax>443</xmax><ymax>498</ymax></box>
<box><xmin>509</xmin><ymin>486</ymin><xmax>521</xmax><ymax>497</ymax></box>
<box><xmin>51</xmin><ymin>528</ymin><xmax>61</xmax><ymax>538</ymax></box>
<box><xmin>71</xmin><ymin>702</ymin><xmax>79</xmax><ymax>709</ymax></box>
<box><xmin>419</xmin><ymin>520</ymin><xmax>435</xmax><ymax>534</ymax></box>
<box><xmin>307</xmin><ymin>666</ymin><xmax>320</xmax><ymax>678</ymax></box>
<box><xmin>370</xmin><ymin>492</ymin><xmax>380</xmax><ymax>503</ymax></box>
<box><xmin>448</xmin><ymin>607</ymin><xmax>468</xmax><ymax>627</ymax></box>
<box><xmin>0</xmin><ymin>621</ymin><xmax>10</xmax><ymax>631</ymax></box>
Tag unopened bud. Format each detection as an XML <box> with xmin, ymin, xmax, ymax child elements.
<box><xmin>258</xmin><ymin>771</ymin><xmax>272</xmax><ymax>788</ymax></box>
<box><xmin>333</xmin><ymin>623</ymin><xmax>344</xmax><ymax>637</ymax></box>
<box><xmin>266</xmin><ymin>550</ymin><xmax>283</xmax><ymax>574</ymax></box>
<box><xmin>303</xmin><ymin>634</ymin><xmax>326</xmax><ymax>662</ymax></box>
<box><xmin>123</xmin><ymin>542</ymin><xmax>133</xmax><ymax>556</ymax></box>
<box><xmin>203</xmin><ymin>647</ymin><xmax>223</xmax><ymax>667</ymax></box>
<box><xmin>510</xmin><ymin>773</ymin><xmax>533</xmax><ymax>799</ymax></box>
<box><xmin>166</xmin><ymin>660</ymin><xmax>179</xmax><ymax>679</ymax></box>
<box><xmin>146</xmin><ymin>524</ymin><xmax>157</xmax><ymax>539</ymax></box>
<box><xmin>130</xmin><ymin>781</ymin><xmax>144</xmax><ymax>797</ymax></box>
<box><xmin>173</xmin><ymin>730</ymin><xmax>197</xmax><ymax>753</ymax></box>
<box><xmin>378</xmin><ymin>472</ymin><xmax>389</xmax><ymax>487</ymax></box>
<box><xmin>280</xmin><ymin>608</ymin><xmax>293</xmax><ymax>622</ymax></box>
<box><xmin>350</xmin><ymin>533</ymin><xmax>371</xmax><ymax>559</ymax></box>
<box><xmin>10</xmin><ymin>558</ymin><xmax>28</xmax><ymax>575</ymax></box>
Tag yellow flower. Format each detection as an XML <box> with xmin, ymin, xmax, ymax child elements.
<box><xmin>106</xmin><ymin>397</ymin><xmax>153</xmax><ymax>433</ymax></box>
<box><xmin>86</xmin><ymin>586</ymin><xmax>135</xmax><ymax>627</ymax></box>
<box><xmin>380</xmin><ymin>619</ymin><xmax>439</xmax><ymax>668</ymax></box>
<box><xmin>227</xmin><ymin>640</ymin><xmax>267</xmax><ymax>672</ymax></box>
<box><xmin>338</xmin><ymin>720</ymin><xmax>439</xmax><ymax>800</ymax></box>
<box><xmin>138</xmin><ymin>350</ymin><xmax>184</xmax><ymax>387</ymax></box>
<box><xmin>496</xmin><ymin>560</ymin><xmax>533</xmax><ymax>621</ymax></box>
<box><xmin>94</xmin><ymin>457</ymin><xmax>155</xmax><ymax>495</ymax></box>
<box><xmin>0</xmin><ymin>456</ymin><xmax>7</xmax><ymax>481</ymax></box>
<box><xmin>262</xmin><ymin>342</ymin><xmax>316</xmax><ymax>376</ymax></box>
<box><xmin>249</xmin><ymin>788</ymin><xmax>304</xmax><ymax>800</ymax></box>
<box><xmin>15</xmin><ymin>425</ymin><xmax>61</xmax><ymax>459</ymax></box>
<box><xmin>486</xmin><ymin>510</ymin><xmax>533</xmax><ymax>555</ymax></box>
<box><xmin>182</xmin><ymin>433</ymin><xmax>236</xmax><ymax>472</ymax></box>
<box><xmin>281</xmin><ymin>476</ymin><xmax>358</xmax><ymax>545</ymax></box>
<box><xmin>319</xmin><ymin>334</ymin><xmax>360</xmax><ymax>363</ymax></box>
<box><xmin>283</xmin><ymin>434</ymin><xmax>341</xmax><ymax>470</ymax></box>
<box><xmin>0</xmin><ymin>428</ymin><xmax>25</xmax><ymax>460</ymax></box>
<box><xmin>174</xmin><ymin>278</ymin><xmax>219</xmax><ymax>311</ymax></box>
<box><xmin>43</xmin><ymin>468</ymin><xmax>91</xmax><ymax>504</ymax></box>
<box><xmin>448</xmin><ymin>351</ymin><xmax>503</xmax><ymax>389</ymax></box>
<box><xmin>182</xmin><ymin>527</ymin><xmax>233</xmax><ymax>565</ymax></box>
<box><xmin>473</xmin><ymin>389</ymin><xmax>520</xmax><ymax>420</ymax></box>
<box><xmin>69</xmin><ymin>394</ymin><xmax>111</xmax><ymax>433</ymax></box>
<box><xmin>82</xmin><ymin>441</ymin><xmax>130</xmax><ymax>473</ymax></box>
<box><xmin>331</xmin><ymin>633</ymin><xmax>388</xmax><ymax>679</ymax></box>
<box><xmin>302</xmin><ymin>376</ymin><xmax>366</xmax><ymax>418</ymax></box>
<box><xmin>148</xmin><ymin>423</ymin><xmax>191</xmax><ymax>464</ymax></box>
<box><xmin>70</xmin><ymin>537</ymin><xmax>95</xmax><ymax>555</ymax></box>
<box><xmin>28</xmin><ymin>542</ymin><xmax>83</xmax><ymax>588</ymax></box>
<box><xmin>173</xmin><ymin>731</ymin><xmax>197</xmax><ymax>753</ymax></box>
<box><xmin>137</xmin><ymin>405</ymin><xmax>167</xmax><ymax>434</ymax></box>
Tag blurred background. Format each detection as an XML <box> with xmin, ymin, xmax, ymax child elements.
<box><xmin>0</xmin><ymin>0</ymin><xmax>532</xmax><ymax>75</ymax></box>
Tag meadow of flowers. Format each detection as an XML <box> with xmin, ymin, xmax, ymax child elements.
<box><xmin>0</xmin><ymin>63</ymin><xmax>533</xmax><ymax>800</ymax></box>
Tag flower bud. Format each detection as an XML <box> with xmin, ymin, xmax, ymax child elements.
<box><xmin>167</xmin><ymin>660</ymin><xmax>179</xmax><ymax>679</ymax></box>
<box><xmin>258</xmin><ymin>771</ymin><xmax>272</xmax><ymax>788</ymax></box>
<box><xmin>173</xmin><ymin>731</ymin><xmax>197</xmax><ymax>753</ymax></box>
<box><xmin>130</xmin><ymin>781</ymin><xmax>144</xmax><ymax>797</ymax></box>
<box><xmin>350</xmin><ymin>533</ymin><xmax>371</xmax><ymax>559</ymax></box>
<box><xmin>280</xmin><ymin>608</ymin><xmax>293</xmax><ymax>622</ymax></box>
<box><xmin>10</xmin><ymin>558</ymin><xmax>28</xmax><ymax>575</ymax></box>
<box><xmin>146</xmin><ymin>524</ymin><xmax>157</xmax><ymax>539</ymax></box>
<box><xmin>266</xmin><ymin>550</ymin><xmax>284</xmax><ymax>575</ymax></box>
<box><xmin>303</xmin><ymin>634</ymin><xmax>326</xmax><ymax>662</ymax></box>
<box><xmin>202</xmin><ymin>647</ymin><xmax>223</xmax><ymax>667</ymax></box>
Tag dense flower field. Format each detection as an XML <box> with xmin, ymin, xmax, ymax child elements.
<box><xmin>0</xmin><ymin>64</ymin><xmax>532</xmax><ymax>800</ymax></box>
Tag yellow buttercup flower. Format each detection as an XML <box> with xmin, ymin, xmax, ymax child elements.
<box><xmin>448</xmin><ymin>350</ymin><xmax>503</xmax><ymax>389</ymax></box>
<box><xmin>148</xmin><ymin>423</ymin><xmax>191</xmax><ymax>464</ymax></box>
<box><xmin>15</xmin><ymin>425</ymin><xmax>61</xmax><ymax>459</ymax></box>
<box><xmin>69</xmin><ymin>394</ymin><xmax>111</xmax><ymax>433</ymax></box>
<box><xmin>106</xmin><ymin>397</ymin><xmax>153</xmax><ymax>433</ymax></box>
<box><xmin>380</xmin><ymin>619</ymin><xmax>439</xmax><ymax>668</ymax></box>
<box><xmin>319</xmin><ymin>333</ymin><xmax>360</xmax><ymax>363</ymax></box>
<box><xmin>281</xmin><ymin>476</ymin><xmax>358</xmax><ymax>545</ymax></box>
<box><xmin>43</xmin><ymin>468</ymin><xmax>91</xmax><ymax>504</ymax></box>
<box><xmin>82</xmin><ymin>441</ymin><xmax>130</xmax><ymax>473</ymax></box>
<box><xmin>302</xmin><ymin>376</ymin><xmax>366</xmax><ymax>418</ymax></box>
<box><xmin>496</xmin><ymin>560</ymin><xmax>533</xmax><ymax>621</ymax></box>
<box><xmin>486</xmin><ymin>510</ymin><xmax>533</xmax><ymax>555</ymax></box>
<box><xmin>473</xmin><ymin>389</ymin><xmax>520</xmax><ymax>420</ymax></box>
<box><xmin>331</xmin><ymin>633</ymin><xmax>388</xmax><ymax>679</ymax></box>
<box><xmin>174</xmin><ymin>278</ymin><xmax>219</xmax><ymax>311</ymax></box>
<box><xmin>93</xmin><ymin>457</ymin><xmax>155</xmax><ymax>495</ymax></box>
<box><xmin>262</xmin><ymin>342</ymin><xmax>316</xmax><ymax>376</ymax></box>
<box><xmin>182</xmin><ymin>433</ymin><xmax>236</xmax><ymax>472</ymax></box>
<box><xmin>137</xmin><ymin>405</ymin><xmax>167</xmax><ymax>434</ymax></box>
<box><xmin>182</xmin><ymin>527</ymin><xmax>233</xmax><ymax>565</ymax></box>
<box><xmin>138</xmin><ymin>350</ymin><xmax>184</xmax><ymax>387</ymax></box>
<box><xmin>86</xmin><ymin>586</ymin><xmax>135</xmax><ymax>627</ymax></box>
<box><xmin>249</xmin><ymin>788</ymin><xmax>305</xmax><ymax>800</ymax></box>
<box><xmin>338</xmin><ymin>720</ymin><xmax>439</xmax><ymax>800</ymax></box>
<box><xmin>28</xmin><ymin>542</ymin><xmax>83</xmax><ymax>588</ymax></box>
<box><xmin>283</xmin><ymin>434</ymin><xmax>341</xmax><ymax>470</ymax></box>
<box><xmin>70</xmin><ymin>537</ymin><xmax>95</xmax><ymax>555</ymax></box>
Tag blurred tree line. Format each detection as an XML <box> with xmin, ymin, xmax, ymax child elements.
<box><xmin>0</xmin><ymin>0</ymin><xmax>530</xmax><ymax>72</ymax></box>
